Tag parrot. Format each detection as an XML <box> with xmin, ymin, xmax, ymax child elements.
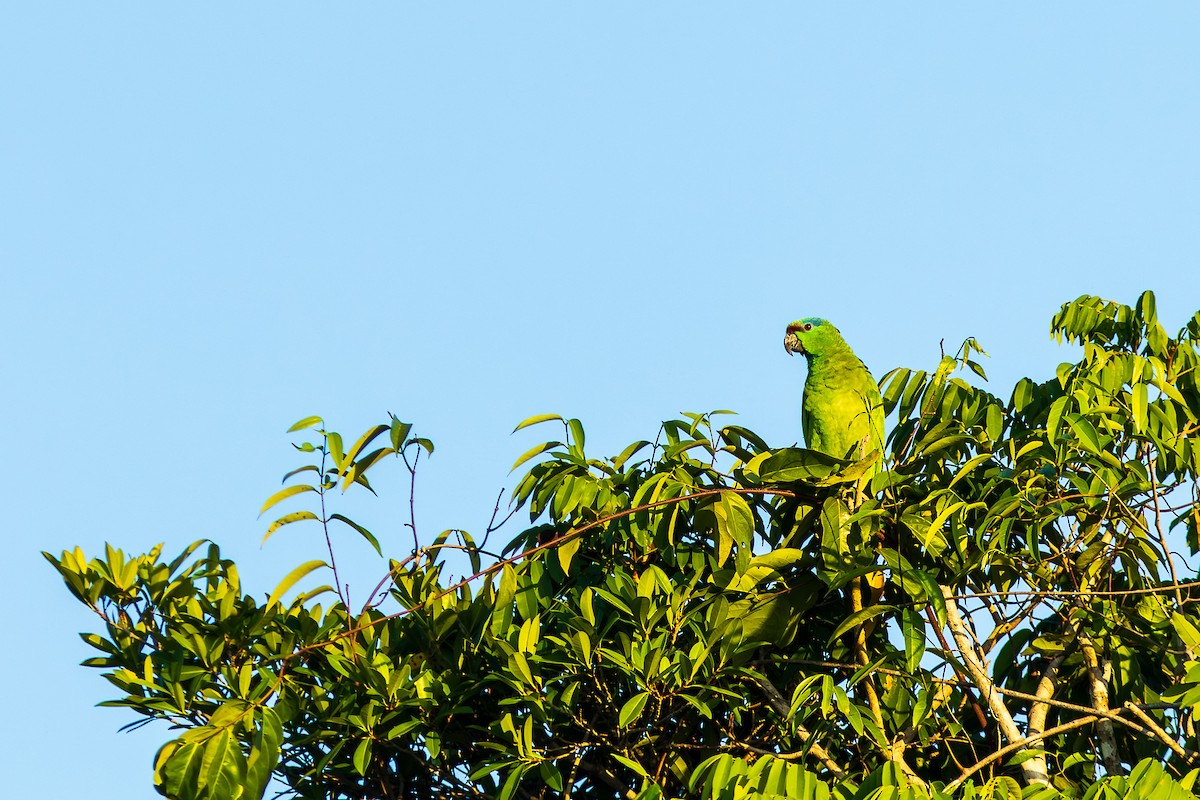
<box><xmin>783</xmin><ymin>317</ymin><xmax>885</xmax><ymax>469</ymax></box>
<box><xmin>784</xmin><ymin>317</ymin><xmax>888</xmax><ymax>673</ymax></box>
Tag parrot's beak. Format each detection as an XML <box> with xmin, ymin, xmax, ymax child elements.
<box><xmin>784</xmin><ymin>333</ymin><xmax>803</xmax><ymax>356</ymax></box>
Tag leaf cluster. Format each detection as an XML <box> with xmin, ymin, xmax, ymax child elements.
<box><xmin>47</xmin><ymin>292</ymin><xmax>1200</xmax><ymax>800</ymax></box>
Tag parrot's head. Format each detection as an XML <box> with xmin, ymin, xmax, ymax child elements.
<box><xmin>783</xmin><ymin>318</ymin><xmax>844</xmax><ymax>358</ymax></box>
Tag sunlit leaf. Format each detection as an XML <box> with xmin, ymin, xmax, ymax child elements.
<box><xmin>512</xmin><ymin>413</ymin><xmax>563</xmax><ymax>433</ymax></box>
<box><xmin>258</xmin><ymin>484</ymin><xmax>316</xmax><ymax>516</ymax></box>
<box><xmin>266</xmin><ymin>559</ymin><xmax>328</xmax><ymax>608</ymax></box>
<box><xmin>618</xmin><ymin>692</ymin><xmax>649</xmax><ymax>728</ymax></box>
<box><xmin>510</xmin><ymin>441</ymin><xmax>563</xmax><ymax>472</ymax></box>
<box><xmin>261</xmin><ymin>511</ymin><xmax>320</xmax><ymax>545</ymax></box>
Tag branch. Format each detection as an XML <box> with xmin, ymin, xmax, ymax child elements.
<box><xmin>1123</xmin><ymin>702</ymin><xmax>1199</xmax><ymax>766</ymax></box>
<box><xmin>743</xmin><ymin>671</ymin><xmax>847</xmax><ymax>779</ymax></box>
<box><xmin>575</xmin><ymin>759</ymin><xmax>638</xmax><ymax>800</ymax></box>
<box><xmin>944</xmin><ymin>715</ymin><xmax>1099</xmax><ymax>793</ymax></box>
<box><xmin>1027</xmin><ymin>653</ymin><xmax>1065</xmax><ymax>746</ymax></box>
<box><xmin>939</xmin><ymin>584</ymin><xmax>1049</xmax><ymax>785</ymax></box>
<box><xmin>1078</xmin><ymin>632</ymin><xmax>1124</xmax><ymax>775</ymax></box>
<box><xmin>276</xmin><ymin>486</ymin><xmax>806</xmax><ymax>663</ymax></box>
<box><xmin>1149</xmin><ymin>444</ymin><xmax>1185</xmax><ymax>611</ymax></box>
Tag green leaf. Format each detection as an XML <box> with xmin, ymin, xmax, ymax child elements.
<box><xmin>261</xmin><ymin>510</ymin><xmax>320</xmax><ymax>545</ymax></box>
<box><xmin>199</xmin><ymin>729</ymin><xmax>243</xmax><ymax>795</ymax></box>
<box><xmin>287</xmin><ymin>415</ymin><xmax>323</xmax><ymax>432</ymax></box>
<box><xmin>900</xmin><ymin>608</ymin><xmax>926</xmax><ymax>673</ymax></box>
<box><xmin>509</xmin><ymin>651</ymin><xmax>537</xmax><ymax>687</ymax></box>
<box><xmin>820</xmin><ymin>496</ymin><xmax>849</xmax><ymax>569</ymax></box>
<box><xmin>568</xmin><ymin>418</ymin><xmax>586</xmax><ymax>451</ymax></box>
<box><xmin>539</xmin><ymin>762</ymin><xmax>564</xmax><ymax>792</ymax></box>
<box><xmin>244</xmin><ymin>709</ymin><xmax>282</xmax><ymax>800</ymax></box>
<box><xmin>1172</xmin><ymin>613</ymin><xmax>1200</xmax><ymax>651</ymax></box>
<box><xmin>329</xmin><ymin>514</ymin><xmax>383</xmax><ymax>556</ymax></box>
<box><xmin>618</xmin><ymin>692</ymin><xmax>649</xmax><ymax>728</ymax></box>
<box><xmin>518</xmin><ymin>615</ymin><xmax>541</xmax><ymax>653</ymax></box>
<box><xmin>611</xmin><ymin>753</ymin><xmax>650</xmax><ymax>778</ymax></box>
<box><xmin>327</xmin><ymin>432</ymin><xmax>345</xmax><ymax>469</ymax></box>
<box><xmin>749</xmin><ymin>548</ymin><xmax>806</xmax><ymax>571</ymax></box>
<box><xmin>490</xmin><ymin>564</ymin><xmax>517</xmax><ymax>636</ymax></box>
<box><xmin>1046</xmin><ymin>395</ymin><xmax>1070</xmax><ymax>440</ymax></box>
<box><xmin>281</xmin><ymin>464</ymin><xmax>321</xmax><ymax>484</ymax></box>
<box><xmin>510</xmin><ymin>441</ymin><xmax>563</xmax><ymax>472</ymax></box>
<box><xmin>341</xmin><ymin>424</ymin><xmax>390</xmax><ymax>477</ymax></box>
<box><xmin>752</xmin><ymin>447</ymin><xmax>845</xmax><ymax>483</ymax></box>
<box><xmin>1006</xmin><ymin>748</ymin><xmax>1047</xmax><ymax>767</ymax></box>
<box><xmin>557</xmin><ymin>534</ymin><xmax>583</xmax><ymax>575</ymax></box>
<box><xmin>155</xmin><ymin>740</ymin><xmax>204</xmax><ymax>799</ymax></box>
<box><xmin>947</xmin><ymin>453</ymin><xmax>994</xmax><ymax>491</ymax></box>
<box><xmin>267</xmin><ymin>560</ymin><xmax>328</xmax><ymax>608</ymax></box>
<box><xmin>1066</xmin><ymin>414</ymin><xmax>1103</xmax><ymax>456</ymax></box>
<box><xmin>581</xmin><ymin>588</ymin><xmax>597</xmax><ymax>625</ymax></box>
<box><xmin>612</xmin><ymin>440</ymin><xmax>651</xmax><ymax>470</ymax></box>
<box><xmin>353</xmin><ymin>738</ymin><xmax>372</xmax><ymax>776</ymax></box>
<box><xmin>258</xmin><ymin>484</ymin><xmax>316</xmax><ymax>517</ymax></box>
<box><xmin>1132</xmin><ymin>383</ymin><xmax>1148</xmax><ymax>434</ymax></box>
<box><xmin>512</xmin><ymin>413</ymin><xmax>563</xmax><ymax>433</ymax></box>
<box><xmin>829</xmin><ymin>605</ymin><xmax>897</xmax><ymax>644</ymax></box>
<box><xmin>497</xmin><ymin>764</ymin><xmax>529</xmax><ymax>800</ymax></box>
<box><xmin>389</xmin><ymin>416</ymin><xmax>412</xmax><ymax>450</ymax></box>
<box><xmin>712</xmin><ymin>492</ymin><xmax>754</xmax><ymax>568</ymax></box>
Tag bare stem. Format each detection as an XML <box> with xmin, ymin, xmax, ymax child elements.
<box><xmin>940</xmin><ymin>583</ymin><xmax>1049</xmax><ymax>785</ymax></box>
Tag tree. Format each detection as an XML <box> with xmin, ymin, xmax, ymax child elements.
<box><xmin>48</xmin><ymin>292</ymin><xmax>1200</xmax><ymax>800</ymax></box>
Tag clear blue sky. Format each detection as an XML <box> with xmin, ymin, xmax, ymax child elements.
<box><xmin>3</xmin><ymin>5</ymin><xmax>1199</xmax><ymax>797</ymax></box>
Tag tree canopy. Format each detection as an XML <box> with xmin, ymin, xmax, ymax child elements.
<box><xmin>49</xmin><ymin>293</ymin><xmax>1200</xmax><ymax>800</ymax></box>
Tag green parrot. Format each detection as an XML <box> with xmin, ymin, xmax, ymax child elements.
<box><xmin>783</xmin><ymin>318</ymin><xmax>885</xmax><ymax>468</ymax></box>
<box><xmin>785</xmin><ymin>317</ymin><xmax>887</xmax><ymax>654</ymax></box>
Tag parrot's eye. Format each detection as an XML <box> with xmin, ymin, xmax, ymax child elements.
<box><xmin>803</xmin><ymin>323</ymin><xmax>813</xmax><ymax>332</ymax></box>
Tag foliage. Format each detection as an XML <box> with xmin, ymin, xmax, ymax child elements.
<box><xmin>47</xmin><ymin>292</ymin><xmax>1200</xmax><ymax>800</ymax></box>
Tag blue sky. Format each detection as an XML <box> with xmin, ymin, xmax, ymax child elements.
<box><xmin>3</xmin><ymin>5</ymin><xmax>1199</xmax><ymax>798</ymax></box>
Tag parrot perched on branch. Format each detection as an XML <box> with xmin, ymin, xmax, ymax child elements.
<box><xmin>784</xmin><ymin>318</ymin><xmax>888</xmax><ymax>671</ymax></box>
<box><xmin>783</xmin><ymin>318</ymin><xmax>885</xmax><ymax>470</ymax></box>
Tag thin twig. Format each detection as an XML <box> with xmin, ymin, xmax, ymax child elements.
<box><xmin>945</xmin><ymin>716</ymin><xmax>1100</xmax><ymax>792</ymax></box>
<box><xmin>1149</xmin><ymin>444</ymin><xmax>1186</xmax><ymax>610</ymax></box>
<box><xmin>406</xmin><ymin>445</ymin><xmax>421</xmax><ymax>553</ymax></box>
<box><xmin>317</xmin><ymin>440</ymin><xmax>347</xmax><ymax>608</ymax></box>
<box><xmin>1124</xmin><ymin>702</ymin><xmax>1198</xmax><ymax>765</ymax></box>
<box><xmin>273</xmin><ymin>486</ymin><xmax>806</xmax><ymax>663</ymax></box>
<box><xmin>940</xmin><ymin>584</ymin><xmax>1049</xmax><ymax>785</ymax></box>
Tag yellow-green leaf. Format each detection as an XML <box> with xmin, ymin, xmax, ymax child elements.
<box><xmin>1173</xmin><ymin>613</ymin><xmax>1200</xmax><ymax>651</ymax></box>
<box><xmin>557</xmin><ymin>534</ymin><xmax>582</xmax><ymax>575</ymax></box>
<box><xmin>1132</xmin><ymin>383</ymin><xmax>1148</xmax><ymax>434</ymax></box>
<box><xmin>258</xmin><ymin>484</ymin><xmax>316</xmax><ymax>517</ymax></box>
<box><xmin>341</xmin><ymin>424</ymin><xmax>390</xmax><ymax>477</ymax></box>
<box><xmin>267</xmin><ymin>560</ymin><xmax>328</xmax><ymax>608</ymax></box>
<box><xmin>512</xmin><ymin>413</ymin><xmax>563</xmax><ymax>433</ymax></box>
<box><xmin>327</xmin><ymin>432</ymin><xmax>345</xmax><ymax>469</ymax></box>
<box><xmin>510</xmin><ymin>441</ymin><xmax>562</xmax><ymax>472</ymax></box>
<box><xmin>611</xmin><ymin>752</ymin><xmax>649</xmax><ymax>778</ymax></box>
<box><xmin>287</xmin><ymin>415</ymin><xmax>323</xmax><ymax>432</ymax></box>
<box><xmin>342</xmin><ymin>447</ymin><xmax>393</xmax><ymax>491</ymax></box>
<box><xmin>353</xmin><ymin>739</ymin><xmax>372</xmax><ymax>776</ymax></box>
<box><xmin>618</xmin><ymin>692</ymin><xmax>649</xmax><ymax>728</ymax></box>
<box><xmin>490</xmin><ymin>564</ymin><xmax>517</xmax><ymax>636</ymax></box>
<box><xmin>261</xmin><ymin>511</ymin><xmax>319</xmax><ymax>545</ymax></box>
